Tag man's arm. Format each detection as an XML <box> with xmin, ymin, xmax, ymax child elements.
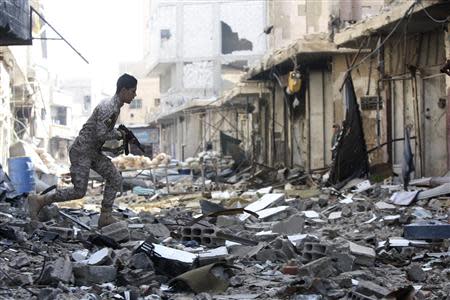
<box><xmin>95</xmin><ymin>107</ymin><xmax>122</xmax><ymax>141</ymax></box>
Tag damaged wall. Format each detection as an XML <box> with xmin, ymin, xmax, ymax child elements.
<box><xmin>332</xmin><ymin>54</ymin><xmax>383</xmax><ymax>166</ymax></box>
<box><xmin>220</xmin><ymin>1</ymin><xmax>266</xmax><ymax>56</ymax></box>
<box><xmin>384</xmin><ymin>29</ymin><xmax>448</xmax><ymax>177</ymax></box>
<box><xmin>0</xmin><ymin>63</ymin><xmax>12</xmax><ymax>168</ymax></box>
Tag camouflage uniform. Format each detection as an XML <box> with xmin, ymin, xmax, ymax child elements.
<box><xmin>50</xmin><ymin>95</ymin><xmax>123</xmax><ymax>211</ymax></box>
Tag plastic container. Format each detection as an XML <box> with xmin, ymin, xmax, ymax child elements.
<box><xmin>7</xmin><ymin>157</ymin><xmax>35</xmax><ymax>193</ymax></box>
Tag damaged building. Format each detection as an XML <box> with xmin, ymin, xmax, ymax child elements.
<box><xmin>2</xmin><ymin>0</ymin><xmax>450</xmax><ymax>299</ymax></box>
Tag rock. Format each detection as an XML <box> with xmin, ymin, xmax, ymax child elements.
<box><xmin>144</xmin><ymin>223</ymin><xmax>170</xmax><ymax>239</ymax></box>
<box><xmin>342</xmin><ymin>206</ymin><xmax>352</xmax><ymax>217</ymax></box>
<box><xmin>100</xmin><ymin>221</ymin><xmax>130</xmax><ymax>243</ymax></box>
<box><xmin>272</xmin><ymin>213</ymin><xmax>305</xmax><ymax>235</ymax></box>
<box><xmin>407</xmin><ymin>264</ymin><xmax>426</xmax><ymax>282</ymax></box>
<box><xmin>128</xmin><ymin>252</ymin><xmax>154</xmax><ymax>270</ymax></box>
<box><xmin>72</xmin><ymin>249</ymin><xmax>89</xmax><ymax>262</ymax></box>
<box><xmin>298</xmin><ymin>257</ymin><xmax>335</xmax><ymax>278</ymax></box>
<box><xmin>37</xmin><ymin>288</ymin><xmax>61</xmax><ymax>300</ymax></box>
<box><xmin>73</xmin><ymin>264</ymin><xmax>117</xmax><ymax>285</ymax></box>
<box><xmin>348</xmin><ymin>242</ymin><xmax>375</xmax><ymax>266</ymax></box>
<box><xmin>9</xmin><ymin>255</ymin><xmax>30</xmax><ymax>268</ymax></box>
<box><xmin>88</xmin><ymin>248</ymin><xmax>114</xmax><ymax>266</ymax></box>
<box><xmin>39</xmin><ymin>257</ymin><xmax>73</xmax><ymax>285</ymax></box>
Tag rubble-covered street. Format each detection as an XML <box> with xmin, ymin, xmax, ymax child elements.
<box><xmin>2</xmin><ymin>155</ymin><xmax>450</xmax><ymax>299</ymax></box>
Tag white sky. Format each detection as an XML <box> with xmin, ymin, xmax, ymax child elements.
<box><xmin>41</xmin><ymin>0</ymin><xmax>144</xmax><ymax>95</ymax></box>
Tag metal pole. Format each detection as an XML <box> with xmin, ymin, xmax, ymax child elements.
<box><xmin>31</xmin><ymin>7</ymin><xmax>89</xmax><ymax>64</ymax></box>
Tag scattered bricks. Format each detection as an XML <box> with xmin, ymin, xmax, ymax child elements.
<box><xmin>39</xmin><ymin>257</ymin><xmax>73</xmax><ymax>285</ymax></box>
<box><xmin>180</xmin><ymin>226</ymin><xmax>224</xmax><ymax>247</ymax></box>
<box><xmin>88</xmin><ymin>248</ymin><xmax>114</xmax><ymax>266</ymax></box>
<box><xmin>272</xmin><ymin>214</ymin><xmax>305</xmax><ymax>235</ymax></box>
<box><xmin>100</xmin><ymin>221</ymin><xmax>130</xmax><ymax>243</ymax></box>
<box><xmin>355</xmin><ymin>280</ymin><xmax>390</xmax><ymax>298</ymax></box>
<box><xmin>301</xmin><ymin>242</ymin><xmax>328</xmax><ymax>262</ymax></box>
<box><xmin>73</xmin><ymin>264</ymin><xmax>117</xmax><ymax>285</ymax></box>
<box><xmin>298</xmin><ymin>257</ymin><xmax>335</xmax><ymax>278</ymax></box>
<box><xmin>348</xmin><ymin>242</ymin><xmax>376</xmax><ymax>267</ymax></box>
<box><xmin>128</xmin><ymin>252</ymin><xmax>154</xmax><ymax>270</ymax></box>
<box><xmin>407</xmin><ymin>264</ymin><xmax>426</xmax><ymax>282</ymax></box>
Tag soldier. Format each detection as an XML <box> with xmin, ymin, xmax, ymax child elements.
<box><xmin>28</xmin><ymin>73</ymin><xmax>138</xmax><ymax>228</ymax></box>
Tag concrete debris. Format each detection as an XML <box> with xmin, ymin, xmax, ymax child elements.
<box><xmin>2</xmin><ymin>163</ymin><xmax>450</xmax><ymax>299</ymax></box>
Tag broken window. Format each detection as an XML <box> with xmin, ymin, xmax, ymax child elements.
<box><xmin>221</xmin><ymin>21</ymin><xmax>252</xmax><ymax>54</ymax></box>
<box><xmin>51</xmin><ymin>106</ymin><xmax>67</xmax><ymax>126</ymax></box>
<box><xmin>154</xmin><ymin>98</ymin><xmax>160</xmax><ymax>107</ymax></box>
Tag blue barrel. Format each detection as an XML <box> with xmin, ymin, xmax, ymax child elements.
<box><xmin>8</xmin><ymin>157</ymin><xmax>36</xmax><ymax>194</ymax></box>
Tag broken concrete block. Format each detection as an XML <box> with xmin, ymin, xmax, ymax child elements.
<box><xmin>407</xmin><ymin>264</ymin><xmax>426</xmax><ymax>282</ymax></box>
<box><xmin>144</xmin><ymin>223</ymin><xmax>170</xmax><ymax>239</ymax></box>
<box><xmin>298</xmin><ymin>257</ymin><xmax>334</xmax><ymax>278</ymax></box>
<box><xmin>334</xmin><ymin>253</ymin><xmax>355</xmax><ymax>273</ymax></box>
<box><xmin>88</xmin><ymin>247</ymin><xmax>114</xmax><ymax>266</ymax></box>
<box><xmin>216</xmin><ymin>215</ymin><xmax>240</xmax><ymax>227</ymax></box>
<box><xmin>272</xmin><ymin>213</ymin><xmax>304</xmax><ymax>235</ymax></box>
<box><xmin>39</xmin><ymin>257</ymin><xmax>73</xmax><ymax>285</ymax></box>
<box><xmin>73</xmin><ymin>264</ymin><xmax>117</xmax><ymax>285</ymax></box>
<box><xmin>100</xmin><ymin>221</ymin><xmax>130</xmax><ymax>243</ymax></box>
<box><xmin>375</xmin><ymin>201</ymin><xmax>396</xmax><ymax>210</ymax></box>
<box><xmin>128</xmin><ymin>252</ymin><xmax>154</xmax><ymax>270</ymax></box>
<box><xmin>72</xmin><ymin>249</ymin><xmax>89</xmax><ymax>262</ymax></box>
<box><xmin>348</xmin><ymin>242</ymin><xmax>375</xmax><ymax>266</ymax></box>
<box><xmin>355</xmin><ymin>280</ymin><xmax>390</xmax><ymax>298</ymax></box>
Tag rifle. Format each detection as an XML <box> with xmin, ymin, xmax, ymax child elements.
<box><xmin>118</xmin><ymin>124</ymin><xmax>146</xmax><ymax>155</ymax></box>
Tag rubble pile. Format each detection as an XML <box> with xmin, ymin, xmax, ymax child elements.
<box><xmin>2</xmin><ymin>165</ymin><xmax>450</xmax><ymax>299</ymax></box>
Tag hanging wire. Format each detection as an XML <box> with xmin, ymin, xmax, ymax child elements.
<box><xmin>418</xmin><ymin>1</ymin><xmax>450</xmax><ymax>24</ymax></box>
<box><xmin>344</xmin><ymin>2</ymin><xmax>417</xmax><ymax>74</ymax></box>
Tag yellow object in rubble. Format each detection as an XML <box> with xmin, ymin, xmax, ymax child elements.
<box><xmin>287</xmin><ymin>71</ymin><xmax>302</xmax><ymax>94</ymax></box>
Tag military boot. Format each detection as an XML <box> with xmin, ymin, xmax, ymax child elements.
<box><xmin>27</xmin><ymin>194</ymin><xmax>55</xmax><ymax>220</ymax></box>
<box><xmin>98</xmin><ymin>208</ymin><xmax>119</xmax><ymax>228</ymax></box>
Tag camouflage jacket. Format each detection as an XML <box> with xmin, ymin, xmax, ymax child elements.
<box><xmin>71</xmin><ymin>95</ymin><xmax>123</xmax><ymax>153</ymax></box>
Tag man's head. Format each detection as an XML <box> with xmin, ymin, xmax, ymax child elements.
<box><xmin>116</xmin><ymin>73</ymin><xmax>137</xmax><ymax>104</ymax></box>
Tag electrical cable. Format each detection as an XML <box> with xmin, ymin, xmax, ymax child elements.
<box><xmin>418</xmin><ymin>1</ymin><xmax>450</xmax><ymax>23</ymax></box>
<box><xmin>345</xmin><ymin>2</ymin><xmax>416</xmax><ymax>74</ymax></box>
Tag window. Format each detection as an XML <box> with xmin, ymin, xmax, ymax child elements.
<box><xmin>83</xmin><ymin>95</ymin><xmax>91</xmax><ymax>112</ymax></box>
<box><xmin>154</xmin><ymin>98</ymin><xmax>160</xmax><ymax>107</ymax></box>
<box><xmin>129</xmin><ymin>99</ymin><xmax>143</xmax><ymax>109</ymax></box>
<box><xmin>51</xmin><ymin>106</ymin><xmax>67</xmax><ymax>125</ymax></box>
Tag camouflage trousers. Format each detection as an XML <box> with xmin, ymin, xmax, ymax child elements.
<box><xmin>51</xmin><ymin>147</ymin><xmax>122</xmax><ymax>212</ymax></box>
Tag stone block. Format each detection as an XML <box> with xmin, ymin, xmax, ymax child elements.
<box><xmin>348</xmin><ymin>242</ymin><xmax>375</xmax><ymax>266</ymax></box>
<box><xmin>73</xmin><ymin>264</ymin><xmax>117</xmax><ymax>285</ymax></box>
<box><xmin>298</xmin><ymin>257</ymin><xmax>334</xmax><ymax>278</ymax></box>
<box><xmin>128</xmin><ymin>252</ymin><xmax>154</xmax><ymax>270</ymax></box>
<box><xmin>407</xmin><ymin>264</ymin><xmax>426</xmax><ymax>282</ymax></box>
<box><xmin>39</xmin><ymin>257</ymin><xmax>73</xmax><ymax>285</ymax></box>
<box><xmin>88</xmin><ymin>247</ymin><xmax>114</xmax><ymax>266</ymax></box>
<box><xmin>272</xmin><ymin>213</ymin><xmax>304</xmax><ymax>235</ymax></box>
<box><xmin>100</xmin><ymin>221</ymin><xmax>130</xmax><ymax>243</ymax></box>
